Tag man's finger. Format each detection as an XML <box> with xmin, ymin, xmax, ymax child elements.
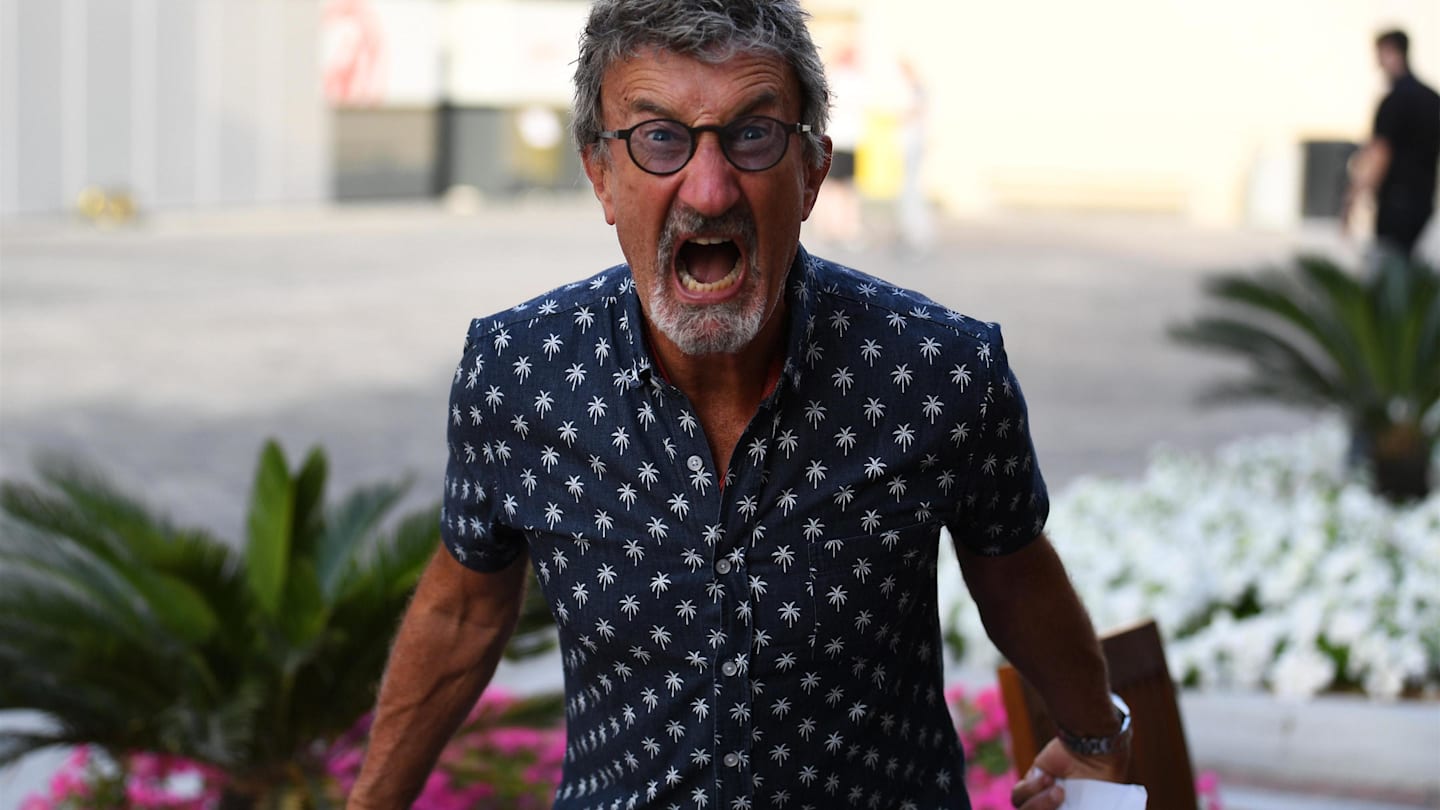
<box><xmin>1010</xmin><ymin>766</ymin><xmax>1058</xmax><ymax>808</ymax></box>
<box><xmin>1019</xmin><ymin>784</ymin><xmax>1066</xmax><ymax>810</ymax></box>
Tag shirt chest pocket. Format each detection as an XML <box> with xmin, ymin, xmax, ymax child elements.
<box><xmin>806</xmin><ymin>520</ymin><xmax>941</xmax><ymax>659</ymax></box>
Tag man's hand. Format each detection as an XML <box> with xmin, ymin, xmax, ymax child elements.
<box><xmin>1009</xmin><ymin>738</ymin><xmax>1129</xmax><ymax>809</ymax></box>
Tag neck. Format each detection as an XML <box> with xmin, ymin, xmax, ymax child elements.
<box><xmin>647</xmin><ymin>300</ymin><xmax>788</xmax><ymax>407</ymax></box>
<box><xmin>644</xmin><ymin>301</ymin><xmax>789</xmax><ymax>473</ymax></box>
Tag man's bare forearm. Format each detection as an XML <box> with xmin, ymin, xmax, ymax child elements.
<box><xmin>347</xmin><ymin>551</ymin><xmax>527</xmax><ymax>810</ymax></box>
<box><xmin>1343</xmin><ymin>138</ymin><xmax>1393</xmax><ymax>224</ymax></box>
<box><xmin>958</xmin><ymin>535</ymin><xmax>1119</xmax><ymax>739</ymax></box>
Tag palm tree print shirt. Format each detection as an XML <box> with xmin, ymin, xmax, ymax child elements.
<box><xmin>442</xmin><ymin>248</ymin><xmax>1048</xmax><ymax>810</ymax></box>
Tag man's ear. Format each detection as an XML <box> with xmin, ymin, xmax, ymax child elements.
<box><xmin>582</xmin><ymin>145</ymin><xmax>618</xmax><ymax>226</ymax></box>
<box><xmin>801</xmin><ymin>135</ymin><xmax>833</xmax><ymax>221</ymax></box>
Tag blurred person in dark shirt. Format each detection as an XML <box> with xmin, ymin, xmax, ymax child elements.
<box><xmin>1343</xmin><ymin>29</ymin><xmax>1440</xmax><ymax>260</ymax></box>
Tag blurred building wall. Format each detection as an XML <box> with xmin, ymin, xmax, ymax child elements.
<box><xmin>0</xmin><ymin>0</ymin><xmax>330</xmax><ymax>219</ymax></box>
<box><xmin>6</xmin><ymin>0</ymin><xmax>1434</xmax><ymax>226</ymax></box>
<box><xmin>326</xmin><ymin>0</ymin><xmax>585</xmax><ymax>201</ymax></box>
<box><xmin>813</xmin><ymin>0</ymin><xmax>1440</xmax><ymax>227</ymax></box>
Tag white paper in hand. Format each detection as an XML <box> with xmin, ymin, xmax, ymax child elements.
<box><xmin>1055</xmin><ymin>778</ymin><xmax>1147</xmax><ymax>810</ymax></box>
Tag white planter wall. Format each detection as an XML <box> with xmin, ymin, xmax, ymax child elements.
<box><xmin>1182</xmin><ymin>691</ymin><xmax>1440</xmax><ymax>796</ymax></box>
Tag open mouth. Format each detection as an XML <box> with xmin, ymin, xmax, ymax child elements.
<box><xmin>676</xmin><ymin>237</ymin><xmax>743</xmax><ymax>294</ymax></box>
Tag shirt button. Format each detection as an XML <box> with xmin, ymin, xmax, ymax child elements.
<box><xmin>723</xmin><ymin>752</ymin><xmax>740</xmax><ymax>768</ymax></box>
<box><xmin>715</xmin><ymin>559</ymin><xmax>733</xmax><ymax>575</ymax></box>
<box><xmin>721</xmin><ymin>660</ymin><xmax>738</xmax><ymax>677</ymax></box>
<box><xmin>687</xmin><ymin>454</ymin><xmax>705</xmax><ymax>472</ymax></box>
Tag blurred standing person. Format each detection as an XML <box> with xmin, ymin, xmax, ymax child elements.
<box><xmin>813</xmin><ymin>42</ymin><xmax>865</xmax><ymax>248</ymax></box>
<box><xmin>897</xmin><ymin>59</ymin><xmax>935</xmax><ymax>254</ymax></box>
<box><xmin>1343</xmin><ymin>29</ymin><xmax>1440</xmax><ymax>260</ymax></box>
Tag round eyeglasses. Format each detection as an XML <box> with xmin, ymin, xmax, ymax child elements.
<box><xmin>598</xmin><ymin>116</ymin><xmax>812</xmax><ymax>176</ymax></box>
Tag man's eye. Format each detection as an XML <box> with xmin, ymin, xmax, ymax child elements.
<box><xmin>641</xmin><ymin>124</ymin><xmax>685</xmax><ymax>144</ymax></box>
<box><xmin>736</xmin><ymin>126</ymin><xmax>768</xmax><ymax>141</ymax></box>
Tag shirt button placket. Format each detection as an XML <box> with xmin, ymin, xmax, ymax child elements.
<box><xmin>712</xmin><ymin>469</ymin><xmax>753</xmax><ymax>810</ymax></box>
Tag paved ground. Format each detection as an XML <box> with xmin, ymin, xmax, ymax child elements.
<box><xmin>0</xmin><ymin>197</ymin><xmax>1319</xmax><ymax>531</ymax></box>
<box><xmin>1</xmin><ymin>197</ymin><xmax>1422</xmax><ymax>809</ymax></box>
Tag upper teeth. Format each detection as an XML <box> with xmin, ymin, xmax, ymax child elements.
<box><xmin>689</xmin><ymin>237</ymin><xmax>728</xmax><ymax>245</ymax></box>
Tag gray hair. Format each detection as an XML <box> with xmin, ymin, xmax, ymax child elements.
<box><xmin>572</xmin><ymin>0</ymin><xmax>831</xmax><ymax>168</ymax></box>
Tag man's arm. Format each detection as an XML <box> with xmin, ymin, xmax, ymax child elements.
<box><xmin>346</xmin><ymin>549</ymin><xmax>528</xmax><ymax>809</ymax></box>
<box><xmin>956</xmin><ymin>533</ymin><xmax>1127</xmax><ymax>809</ymax></box>
<box><xmin>1342</xmin><ymin>137</ymin><xmax>1393</xmax><ymax>230</ymax></box>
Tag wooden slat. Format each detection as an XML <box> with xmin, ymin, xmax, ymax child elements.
<box><xmin>995</xmin><ymin>619</ymin><xmax>1198</xmax><ymax>806</ymax></box>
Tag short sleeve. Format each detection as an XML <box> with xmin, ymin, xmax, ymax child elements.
<box><xmin>945</xmin><ymin>326</ymin><xmax>1049</xmax><ymax>556</ymax></box>
<box><xmin>439</xmin><ymin>320</ymin><xmax>528</xmax><ymax>572</ymax></box>
<box><xmin>1374</xmin><ymin>92</ymin><xmax>1400</xmax><ymax>142</ymax></box>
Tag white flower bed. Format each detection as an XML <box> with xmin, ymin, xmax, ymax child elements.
<box><xmin>938</xmin><ymin>420</ymin><xmax>1440</xmax><ymax>700</ymax></box>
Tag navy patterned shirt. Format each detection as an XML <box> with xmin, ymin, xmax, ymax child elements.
<box><xmin>442</xmin><ymin>247</ymin><xmax>1048</xmax><ymax>810</ymax></box>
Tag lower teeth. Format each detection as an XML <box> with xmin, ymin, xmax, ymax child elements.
<box><xmin>678</xmin><ymin>259</ymin><xmax>742</xmax><ymax>293</ymax></box>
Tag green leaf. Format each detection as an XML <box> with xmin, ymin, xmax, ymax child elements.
<box><xmin>278</xmin><ymin>558</ymin><xmax>328</xmax><ymax>650</ymax></box>
<box><xmin>0</xmin><ymin>442</ymin><xmax>449</xmax><ymax>781</ymax></box>
<box><xmin>290</xmin><ymin>447</ymin><xmax>329</xmax><ymax>562</ymax></box>
<box><xmin>315</xmin><ymin>481</ymin><xmax>409</xmax><ymax>603</ymax></box>
<box><xmin>1174</xmin><ymin>254</ymin><xmax>1440</xmax><ymax>453</ymax></box>
<box><xmin>128</xmin><ymin>568</ymin><xmax>221</xmax><ymax>644</ymax></box>
<box><xmin>246</xmin><ymin>441</ymin><xmax>296</xmax><ymax>618</ymax></box>
<box><xmin>1171</xmin><ymin>317</ymin><xmax>1346</xmax><ymax>405</ymax></box>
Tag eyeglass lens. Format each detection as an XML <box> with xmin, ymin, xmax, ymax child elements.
<box><xmin>628</xmin><ymin>117</ymin><xmax>789</xmax><ymax>174</ymax></box>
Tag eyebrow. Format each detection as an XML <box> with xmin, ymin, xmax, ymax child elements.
<box><xmin>626</xmin><ymin>90</ymin><xmax>782</xmax><ymax>122</ymax></box>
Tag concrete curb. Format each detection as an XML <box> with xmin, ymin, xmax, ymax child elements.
<box><xmin>1182</xmin><ymin>691</ymin><xmax>1440</xmax><ymax>800</ymax></box>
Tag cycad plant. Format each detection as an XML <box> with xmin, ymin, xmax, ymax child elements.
<box><xmin>0</xmin><ymin>441</ymin><xmax>440</xmax><ymax>809</ymax></box>
<box><xmin>1171</xmin><ymin>253</ymin><xmax>1440</xmax><ymax>501</ymax></box>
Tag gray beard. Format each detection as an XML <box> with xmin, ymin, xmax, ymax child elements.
<box><xmin>647</xmin><ymin>205</ymin><xmax>766</xmax><ymax>356</ymax></box>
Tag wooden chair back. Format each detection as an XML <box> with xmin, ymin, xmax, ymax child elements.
<box><xmin>996</xmin><ymin>619</ymin><xmax>1197</xmax><ymax>807</ymax></box>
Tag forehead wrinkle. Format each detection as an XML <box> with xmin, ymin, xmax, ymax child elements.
<box><xmin>625</xmin><ymin>89</ymin><xmax>784</xmax><ymax>126</ymax></box>
<box><xmin>608</xmin><ymin>52</ymin><xmax>795</xmax><ymax>126</ymax></box>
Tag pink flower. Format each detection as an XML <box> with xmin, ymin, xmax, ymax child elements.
<box><xmin>973</xmin><ymin>688</ymin><xmax>1005</xmax><ymax>720</ymax></box>
<box><xmin>1196</xmin><ymin>770</ymin><xmax>1224</xmax><ymax>810</ymax></box>
<box><xmin>326</xmin><ymin>746</ymin><xmax>365</xmax><ymax>779</ymax></box>
<box><xmin>47</xmin><ymin>764</ymin><xmax>90</xmax><ymax>800</ymax></box>
<box><xmin>129</xmin><ymin>751</ymin><xmax>170</xmax><ymax>780</ymax></box>
<box><xmin>487</xmin><ymin>727</ymin><xmax>550</xmax><ymax>755</ymax></box>
<box><xmin>127</xmin><ymin>779</ymin><xmax>178</xmax><ymax>808</ymax></box>
<box><xmin>972</xmin><ymin>713</ymin><xmax>1006</xmax><ymax>741</ymax></box>
<box><xmin>945</xmin><ymin>683</ymin><xmax>967</xmax><ymax>704</ymax></box>
<box><xmin>964</xmin><ymin>768</ymin><xmax>1017</xmax><ymax>810</ymax></box>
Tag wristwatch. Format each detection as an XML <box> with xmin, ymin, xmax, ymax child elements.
<box><xmin>1056</xmin><ymin>692</ymin><xmax>1132</xmax><ymax>756</ymax></box>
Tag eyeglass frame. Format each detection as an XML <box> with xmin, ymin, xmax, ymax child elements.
<box><xmin>596</xmin><ymin>116</ymin><xmax>814</xmax><ymax>176</ymax></box>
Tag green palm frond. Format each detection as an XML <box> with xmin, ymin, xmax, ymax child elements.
<box><xmin>1173</xmin><ymin>317</ymin><xmax>1348</xmax><ymax>407</ymax></box>
<box><xmin>324</xmin><ymin>483</ymin><xmax>421</xmax><ymax>604</ymax></box>
<box><xmin>0</xmin><ymin>440</ymin><xmax>445</xmax><ymax>799</ymax></box>
<box><xmin>1172</xmin><ymin>254</ymin><xmax>1440</xmax><ymax>433</ymax></box>
<box><xmin>1173</xmin><ymin>253</ymin><xmax>1440</xmax><ymax>500</ymax></box>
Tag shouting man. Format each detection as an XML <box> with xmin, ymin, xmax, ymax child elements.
<box><xmin>348</xmin><ymin>2</ymin><xmax>1130</xmax><ymax>808</ymax></box>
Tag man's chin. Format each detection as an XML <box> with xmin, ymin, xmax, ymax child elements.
<box><xmin>670</xmin><ymin>329</ymin><xmax>752</xmax><ymax>357</ymax></box>
<box><xmin>661</xmin><ymin>313</ymin><xmax>759</xmax><ymax>356</ymax></box>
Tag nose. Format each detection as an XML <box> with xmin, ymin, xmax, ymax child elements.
<box><xmin>676</xmin><ymin>132</ymin><xmax>742</xmax><ymax>217</ymax></box>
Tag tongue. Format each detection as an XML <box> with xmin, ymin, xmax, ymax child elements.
<box><xmin>679</xmin><ymin>242</ymin><xmax>739</xmax><ymax>283</ymax></box>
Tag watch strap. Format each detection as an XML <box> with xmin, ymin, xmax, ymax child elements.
<box><xmin>1056</xmin><ymin>692</ymin><xmax>1132</xmax><ymax>756</ymax></box>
